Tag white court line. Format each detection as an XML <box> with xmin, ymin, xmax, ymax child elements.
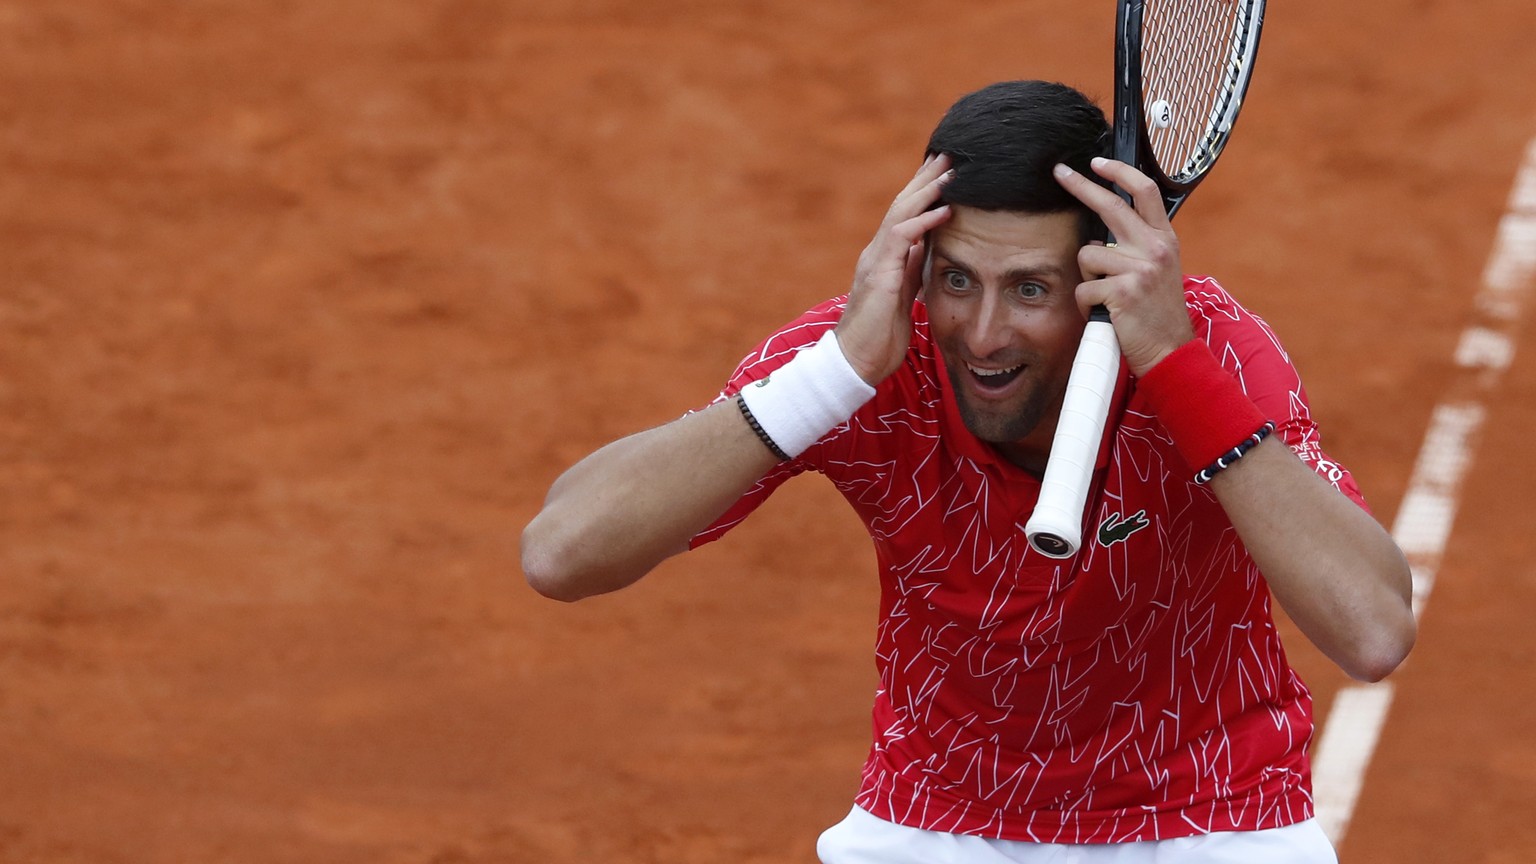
<box><xmin>1312</xmin><ymin>134</ymin><xmax>1536</xmax><ymax>844</ymax></box>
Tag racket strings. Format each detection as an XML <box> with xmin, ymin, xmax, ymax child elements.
<box><xmin>1141</xmin><ymin>0</ymin><xmax>1256</xmax><ymax>181</ymax></box>
<box><xmin>1145</xmin><ymin>3</ymin><xmax>1232</xmax><ymax>163</ymax></box>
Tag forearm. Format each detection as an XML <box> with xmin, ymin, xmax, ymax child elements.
<box><xmin>523</xmin><ymin>323</ymin><xmax>881</xmax><ymax>601</ymax></box>
<box><xmin>1207</xmin><ymin>441</ymin><xmax>1416</xmax><ymax>681</ymax></box>
<box><xmin>1137</xmin><ymin>339</ymin><xmax>1415</xmax><ymax>681</ymax></box>
<box><xmin>520</xmin><ymin>399</ymin><xmax>780</xmax><ymax>601</ymax></box>
<box><xmin>1053</xmin><ymin>163</ymin><xmax>1415</xmax><ymax>680</ymax></box>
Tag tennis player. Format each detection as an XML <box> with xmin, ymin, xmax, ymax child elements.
<box><xmin>521</xmin><ymin>80</ymin><xmax>1414</xmax><ymax>863</ymax></box>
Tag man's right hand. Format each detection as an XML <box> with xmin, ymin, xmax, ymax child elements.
<box><xmin>835</xmin><ymin>153</ymin><xmax>954</xmax><ymax>386</ymax></box>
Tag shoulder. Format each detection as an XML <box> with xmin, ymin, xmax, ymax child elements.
<box><xmin>1183</xmin><ymin>275</ymin><xmax>1262</xmax><ymax>333</ymax></box>
<box><xmin>1181</xmin><ymin>275</ymin><xmax>1294</xmax><ymax>371</ymax></box>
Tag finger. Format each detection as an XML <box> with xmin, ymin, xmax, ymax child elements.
<box><xmin>901</xmin><ymin>238</ymin><xmax>927</xmax><ymax>303</ymax></box>
<box><xmin>1072</xmin><ymin>274</ymin><xmax>1119</xmax><ymax>320</ymax></box>
<box><xmin>892</xmin><ymin>153</ymin><xmax>953</xmax><ymax>213</ymax></box>
<box><xmin>858</xmin><ymin>204</ymin><xmax>952</xmax><ymax>292</ymax></box>
<box><xmin>1079</xmin><ymin>238</ymin><xmax>1185</xmax><ymax>304</ymax></box>
<box><xmin>1051</xmin><ymin>161</ymin><xmax>1150</xmax><ymax>246</ymax></box>
<box><xmin>1052</xmin><ymin>160</ymin><xmax>1172</xmax><ymax>246</ymax></box>
<box><xmin>901</xmin><ymin>203</ymin><xmax>953</xmax><ymax>245</ymax></box>
<box><xmin>893</xmin><ymin>152</ymin><xmax>951</xmax><ymax>203</ymax></box>
<box><xmin>874</xmin><ymin>205</ymin><xmax>952</xmax><ymax>273</ymax></box>
<box><xmin>882</xmin><ymin>173</ymin><xmax>953</xmax><ymax>240</ymax></box>
<box><xmin>1075</xmin><ymin>243</ymin><xmax>1129</xmax><ymax>281</ymax></box>
<box><xmin>1087</xmin><ymin>157</ymin><xmax>1173</xmax><ymax>232</ymax></box>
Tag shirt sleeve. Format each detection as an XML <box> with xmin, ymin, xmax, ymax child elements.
<box><xmin>687</xmin><ymin>297</ymin><xmax>850</xmax><ymax>549</ymax></box>
<box><xmin>1185</xmin><ymin>277</ymin><xmax>1370</xmax><ymax>512</ymax></box>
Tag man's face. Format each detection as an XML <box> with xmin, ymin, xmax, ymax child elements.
<box><xmin>924</xmin><ymin>206</ymin><xmax>1088</xmax><ymax>471</ymax></box>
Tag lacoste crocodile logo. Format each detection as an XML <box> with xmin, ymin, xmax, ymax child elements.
<box><xmin>1098</xmin><ymin>509</ymin><xmax>1150</xmax><ymax>546</ymax></box>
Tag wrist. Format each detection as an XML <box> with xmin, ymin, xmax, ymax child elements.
<box><xmin>830</xmin><ymin>322</ymin><xmax>890</xmax><ymax>387</ymax></box>
<box><xmin>737</xmin><ymin>329</ymin><xmax>877</xmax><ymax>460</ymax></box>
<box><xmin>1137</xmin><ymin>340</ymin><xmax>1272</xmax><ymax>480</ymax></box>
<box><xmin>1130</xmin><ymin>342</ymin><xmax>1181</xmax><ymax>378</ymax></box>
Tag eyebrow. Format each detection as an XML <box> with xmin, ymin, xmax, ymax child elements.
<box><xmin>929</xmin><ymin>244</ymin><xmax>1068</xmax><ymax>284</ymax></box>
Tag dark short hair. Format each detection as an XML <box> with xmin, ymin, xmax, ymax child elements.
<box><xmin>927</xmin><ymin>80</ymin><xmax>1111</xmax><ymax>224</ymax></box>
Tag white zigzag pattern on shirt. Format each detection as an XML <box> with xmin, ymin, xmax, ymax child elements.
<box><xmin>697</xmin><ymin>279</ymin><xmax>1349</xmax><ymax>841</ymax></box>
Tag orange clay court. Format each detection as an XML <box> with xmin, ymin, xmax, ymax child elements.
<box><xmin>2</xmin><ymin>2</ymin><xmax>1535</xmax><ymax>862</ymax></box>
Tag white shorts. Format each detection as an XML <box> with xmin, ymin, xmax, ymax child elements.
<box><xmin>816</xmin><ymin>805</ymin><xmax>1338</xmax><ymax>864</ymax></box>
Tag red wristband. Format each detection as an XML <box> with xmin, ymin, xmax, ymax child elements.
<box><xmin>1136</xmin><ymin>340</ymin><xmax>1268</xmax><ymax>474</ymax></box>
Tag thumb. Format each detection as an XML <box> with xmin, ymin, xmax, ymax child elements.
<box><xmin>901</xmin><ymin>239</ymin><xmax>929</xmax><ymax>303</ymax></box>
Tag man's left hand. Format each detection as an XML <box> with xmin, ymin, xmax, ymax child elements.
<box><xmin>1053</xmin><ymin>157</ymin><xmax>1195</xmax><ymax>376</ymax></box>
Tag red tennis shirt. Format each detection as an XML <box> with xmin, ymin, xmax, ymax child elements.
<box><xmin>691</xmin><ymin>277</ymin><xmax>1366</xmax><ymax>843</ymax></box>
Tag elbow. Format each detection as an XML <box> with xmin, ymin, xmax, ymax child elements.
<box><xmin>1339</xmin><ymin>544</ymin><xmax>1418</xmax><ymax>683</ymax></box>
<box><xmin>1344</xmin><ymin>611</ymin><xmax>1418</xmax><ymax>683</ymax></box>
<box><xmin>520</xmin><ymin>514</ymin><xmax>656</xmax><ymax>603</ymax></box>
<box><xmin>521</xmin><ymin>553</ymin><xmax>584</xmax><ymax>603</ymax></box>
<box><xmin>519</xmin><ymin>519</ymin><xmax>590</xmax><ymax>603</ymax></box>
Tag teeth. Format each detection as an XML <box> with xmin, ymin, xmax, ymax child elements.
<box><xmin>967</xmin><ymin>362</ymin><xmax>1022</xmax><ymax>377</ymax></box>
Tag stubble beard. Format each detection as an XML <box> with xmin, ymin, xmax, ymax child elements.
<box><xmin>945</xmin><ymin>364</ymin><xmax>1055</xmax><ymax>445</ymax></box>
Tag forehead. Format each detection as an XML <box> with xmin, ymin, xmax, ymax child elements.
<box><xmin>930</xmin><ymin>207</ymin><xmax>1082</xmax><ymax>273</ymax></box>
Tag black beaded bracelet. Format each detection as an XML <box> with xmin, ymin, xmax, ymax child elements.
<box><xmin>1193</xmin><ymin>421</ymin><xmax>1276</xmax><ymax>485</ymax></box>
<box><xmin>736</xmin><ymin>392</ymin><xmax>790</xmax><ymax>461</ymax></box>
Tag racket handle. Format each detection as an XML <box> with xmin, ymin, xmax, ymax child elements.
<box><xmin>1025</xmin><ymin>315</ymin><xmax>1120</xmax><ymax>558</ymax></box>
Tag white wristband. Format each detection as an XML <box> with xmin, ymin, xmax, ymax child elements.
<box><xmin>738</xmin><ymin>329</ymin><xmax>877</xmax><ymax>459</ymax></box>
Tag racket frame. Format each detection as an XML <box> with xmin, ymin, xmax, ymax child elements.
<box><xmin>1119</xmin><ymin>0</ymin><xmax>1267</xmax><ymax>217</ymax></box>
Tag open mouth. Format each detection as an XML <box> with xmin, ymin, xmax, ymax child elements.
<box><xmin>965</xmin><ymin>361</ymin><xmax>1025</xmax><ymax>392</ymax></box>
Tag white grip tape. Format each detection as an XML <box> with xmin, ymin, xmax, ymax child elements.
<box><xmin>738</xmin><ymin>329</ymin><xmax>877</xmax><ymax>459</ymax></box>
<box><xmin>1025</xmin><ymin>320</ymin><xmax>1121</xmax><ymax>558</ymax></box>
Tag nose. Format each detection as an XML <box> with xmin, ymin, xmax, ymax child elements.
<box><xmin>963</xmin><ymin>291</ymin><xmax>1012</xmax><ymax>360</ymax></box>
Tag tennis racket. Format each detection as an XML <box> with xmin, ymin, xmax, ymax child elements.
<box><xmin>1025</xmin><ymin>0</ymin><xmax>1266</xmax><ymax>558</ymax></box>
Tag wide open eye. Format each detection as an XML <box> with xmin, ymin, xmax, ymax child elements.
<box><xmin>943</xmin><ymin>270</ymin><xmax>971</xmax><ymax>292</ymax></box>
<box><xmin>1015</xmin><ymin>282</ymin><xmax>1045</xmax><ymax>300</ymax></box>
